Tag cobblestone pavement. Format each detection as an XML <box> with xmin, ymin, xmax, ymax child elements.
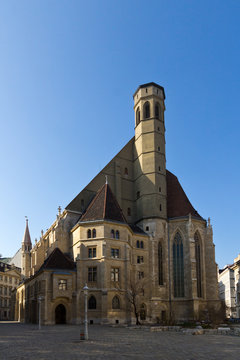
<box><xmin>0</xmin><ymin>322</ymin><xmax>240</xmax><ymax>360</ymax></box>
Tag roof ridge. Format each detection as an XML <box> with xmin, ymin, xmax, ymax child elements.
<box><xmin>103</xmin><ymin>184</ymin><xmax>107</xmax><ymax>219</ymax></box>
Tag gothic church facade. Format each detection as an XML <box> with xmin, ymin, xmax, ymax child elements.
<box><xmin>16</xmin><ymin>82</ymin><xmax>222</xmax><ymax>325</ymax></box>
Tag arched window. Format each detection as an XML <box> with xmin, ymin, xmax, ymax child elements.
<box><xmin>112</xmin><ymin>295</ymin><xmax>120</xmax><ymax>309</ymax></box>
<box><xmin>158</xmin><ymin>242</ymin><xmax>163</xmax><ymax>285</ymax></box>
<box><xmin>116</xmin><ymin>230</ymin><xmax>120</xmax><ymax>239</ymax></box>
<box><xmin>111</xmin><ymin>229</ymin><xmax>115</xmax><ymax>239</ymax></box>
<box><xmin>87</xmin><ymin>229</ymin><xmax>91</xmax><ymax>239</ymax></box>
<box><xmin>155</xmin><ymin>103</ymin><xmax>160</xmax><ymax>118</ymax></box>
<box><xmin>140</xmin><ymin>303</ymin><xmax>146</xmax><ymax>320</ymax></box>
<box><xmin>88</xmin><ymin>295</ymin><xmax>96</xmax><ymax>310</ymax></box>
<box><xmin>144</xmin><ymin>101</ymin><xmax>150</xmax><ymax>119</ymax></box>
<box><xmin>136</xmin><ymin>107</ymin><xmax>140</xmax><ymax>126</ymax></box>
<box><xmin>92</xmin><ymin>229</ymin><xmax>96</xmax><ymax>238</ymax></box>
<box><xmin>140</xmin><ymin>241</ymin><xmax>144</xmax><ymax>249</ymax></box>
<box><xmin>173</xmin><ymin>232</ymin><xmax>184</xmax><ymax>297</ymax></box>
<box><xmin>194</xmin><ymin>232</ymin><xmax>202</xmax><ymax>298</ymax></box>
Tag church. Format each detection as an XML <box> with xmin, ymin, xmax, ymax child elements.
<box><xmin>16</xmin><ymin>82</ymin><xmax>222</xmax><ymax>325</ymax></box>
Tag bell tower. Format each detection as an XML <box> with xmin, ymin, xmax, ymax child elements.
<box><xmin>21</xmin><ymin>218</ymin><xmax>32</xmax><ymax>277</ymax></box>
<box><xmin>133</xmin><ymin>82</ymin><xmax>167</xmax><ymax>224</ymax></box>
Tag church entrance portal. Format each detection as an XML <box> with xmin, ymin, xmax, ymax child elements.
<box><xmin>55</xmin><ymin>304</ymin><xmax>66</xmax><ymax>324</ymax></box>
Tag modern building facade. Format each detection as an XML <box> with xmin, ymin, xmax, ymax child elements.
<box><xmin>16</xmin><ymin>82</ymin><xmax>222</xmax><ymax>325</ymax></box>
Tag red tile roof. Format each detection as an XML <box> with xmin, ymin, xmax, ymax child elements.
<box><xmin>39</xmin><ymin>248</ymin><xmax>75</xmax><ymax>271</ymax></box>
<box><xmin>80</xmin><ymin>183</ymin><xmax>127</xmax><ymax>223</ymax></box>
<box><xmin>166</xmin><ymin>170</ymin><xmax>203</xmax><ymax>220</ymax></box>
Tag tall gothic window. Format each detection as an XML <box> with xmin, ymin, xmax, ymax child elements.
<box><xmin>158</xmin><ymin>242</ymin><xmax>163</xmax><ymax>285</ymax></box>
<box><xmin>136</xmin><ymin>107</ymin><xmax>140</xmax><ymax>125</ymax></box>
<box><xmin>155</xmin><ymin>103</ymin><xmax>160</xmax><ymax>119</ymax></box>
<box><xmin>173</xmin><ymin>232</ymin><xmax>184</xmax><ymax>297</ymax></box>
<box><xmin>144</xmin><ymin>101</ymin><xmax>150</xmax><ymax>118</ymax></box>
<box><xmin>194</xmin><ymin>232</ymin><xmax>202</xmax><ymax>298</ymax></box>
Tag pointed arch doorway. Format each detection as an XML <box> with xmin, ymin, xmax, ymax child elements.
<box><xmin>55</xmin><ymin>304</ymin><xmax>66</xmax><ymax>324</ymax></box>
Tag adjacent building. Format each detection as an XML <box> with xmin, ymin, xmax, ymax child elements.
<box><xmin>0</xmin><ymin>261</ymin><xmax>21</xmax><ymax>320</ymax></box>
<box><xmin>219</xmin><ymin>254</ymin><xmax>240</xmax><ymax>318</ymax></box>
<box><xmin>15</xmin><ymin>82</ymin><xmax>222</xmax><ymax>325</ymax></box>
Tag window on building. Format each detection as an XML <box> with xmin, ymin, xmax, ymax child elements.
<box><xmin>15</xmin><ymin>278</ymin><xmax>18</xmax><ymax>285</ymax></box>
<box><xmin>116</xmin><ymin>230</ymin><xmax>120</xmax><ymax>239</ymax></box>
<box><xmin>87</xmin><ymin>229</ymin><xmax>91</xmax><ymax>239</ymax></box>
<box><xmin>4</xmin><ymin>276</ymin><xmax>7</xmax><ymax>282</ymax></box>
<box><xmin>144</xmin><ymin>101</ymin><xmax>150</xmax><ymax>118</ymax></box>
<box><xmin>4</xmin><ymin>299</ymin><xmax>7</xmax><ymax>307</ymax></box>
<box><xmin>9</xmin><ymin>277</ymin><xmax>12</xmax><ymax>284</ymax></box>
<box><xmin>138</xmin><ymin>271</ymin><xmax>144</xmax><ymax>279</ymax></box>
<box><xmin>136</xmin><ymin>107</ymin><xmax>140</xmax><ymax>126</ymax></box>
<box><xmin>194</xmin><ymin>232</ymin><xmax>202</xmax><ymax>298</ymax></box>
<box><xmin>4</xmin><ymin>287</ymin><xmax>7</xmax><ymax>295</ymax></box>
<box><xmin>137</xmin><ymin>256</ymin><xmax>144</xmax><ymax>264</ymax></box>
<box><xmin>158</xmin><ymin>242</ymin><xmax>163</xmax><ymax>285</ymax></box>
<box><xmin>136</xmin><ymin>240</ymin><xmax>140</xmax><ymax>248</ymax></box>
<box><xmin>88</xmin><ymin>247</ymin><xmax>96</xmax><ymax>258</ymax></box>
<box><xmin>124</xmin><ymin>167</ymin><xmax>128</xmax><ymax>175</ymax></box>
<box><xmin>0</xmin><ymin>286</ymin><xmax>2</xmax><ymax>294</ymax></box>
<box><xmin>155</xmin><ymin>103</ymin><xmax>160</xmax><ymax>119</ymax></box>
<box><xmin>158</xmin><ymin>146</ymin><xmax>160</xmax><ymax>151</ymax></box>
<box><xmin>111</xmin><ymin>268</ymin><xmax>120</xmax><ymax>282</ymax></box>
<box><xmin>111</xmin><ymin>229</ymin><xmax>115</xmax><ymax>239</ymax></box>
<box><xmin>159</xmin><ymin>204</ymin><xmax>162</xmax><ymax>211</ymax></box>
<box><xmin>159</xmin><ymin>187</ymin><xmax>161</xmax><ymax>192</ymax></box>
<box><xmin>88</xmin><ymin>267</ymin><xmax>97</xmax><ymax>282</ymax></box>
<box><xmin>140</xmin><ymin>303</ymin><xmax>146</xmax><ymax>320</ymax></box>
<box><xmin>92</xmin><ymin>228</ymin><xmax>96</xmax><ymax>238</ymax></box>
<box><xmin>158</xmin><ymin>166</ymin><xmax>161</xmax><ymax>171</ymax></box>
<box><xmin>111</xmin><ymin>248</ymin><xmax>120</xmax><ymax>258</ymax></box>
<box><xmin>127</xmin><ymin>207</ymin><xmax>131</xmax><ymax>216</ymax></box>
<box><xmin>112</xmin><ymin>295</ymin><xmax>120</xmax><ymax>309</ymax></box>
<box><xmin>146</xmin><ymin>226</ymin><xmax>149</xmax><ymax>231</ymax></box>
<box><xmin>173</xmin><ymin>232</ymin><xmax>184</xmax><ymax>297</ymax></box>
<box><xmin>88</xmin><ymin>295</ymin><xmax>96</xmax><ymax>309</ymax></box>
<box><xmin>137</xmin><ymin>191</ymin><xmax>140</xmax><ymax>199</ymax></box>
<box><xmin>140</xmin><ymin>241</ymin><xmax>144</xmax><ymax>249</ymax></box>
<box><xmin>58</xmin><ymin>279</ymin><xmax>67</xmax><ymax>291</ymax></box>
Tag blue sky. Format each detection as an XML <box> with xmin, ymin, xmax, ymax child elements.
<box><xmin>0</xmin><ymin>0</ymin><xmax>239</xmax><ymax>268</ymax></box>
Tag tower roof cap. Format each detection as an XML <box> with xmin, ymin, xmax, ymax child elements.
<box><xmin>22</xmin><ymin>218</ymin><xmax>32</xmax><ymax>245</ymax></box>
<box><xmin>133</xmin><ymin>82</ymin><xmax>165</xmax><ymax>99</ymax></box>
<box><xmin>79</xmin><ymin>182</ymin><xmax>127</xmax><ymax>224</ymax></box>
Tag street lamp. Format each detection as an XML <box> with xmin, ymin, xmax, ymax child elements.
<box><xmin>38</xmin><ymin>295</ymin><xmax>44</xmax><ymax>330</ymax></box>
<box><xmin>83</xmin><ymin>284</ymin><xmax>89</xmax><ymax>340</ymax></box>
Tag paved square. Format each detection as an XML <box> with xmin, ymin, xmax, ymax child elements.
<box><xmin>0</xmin><ymin>322</ymin><xmax>240</xmax><ymax>359</ymax></box>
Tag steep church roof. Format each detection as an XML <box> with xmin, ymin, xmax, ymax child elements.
<box><xmin>80</xmin><ymin>183</ymin><xmax>127</xmax><ymax>224</ymax></box>
<box><xmin>22</xmin><ymin>219</ymin><xmax>32</xmax><ymax>245</ymax></box>
<box><xmin>39</xmin><ymin>248</ymin><xmax>75</xmax><ymax>271</ymax></box>
<box><xmin>166</xmin><ymin>170</ymin><xmax>203</xmax><ymax>220</ymax></box>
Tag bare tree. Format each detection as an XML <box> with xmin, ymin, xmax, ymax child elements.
<box><xmin>125</xmin><ymin>279</ymin><xmax>146</xmax><ymax>325</ymax></box>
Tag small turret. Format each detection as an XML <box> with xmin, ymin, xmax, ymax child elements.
<box><xmin>21</xmin><ymin>217</ymin><xmax>32</xmax><ymax>277</ymax></box>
